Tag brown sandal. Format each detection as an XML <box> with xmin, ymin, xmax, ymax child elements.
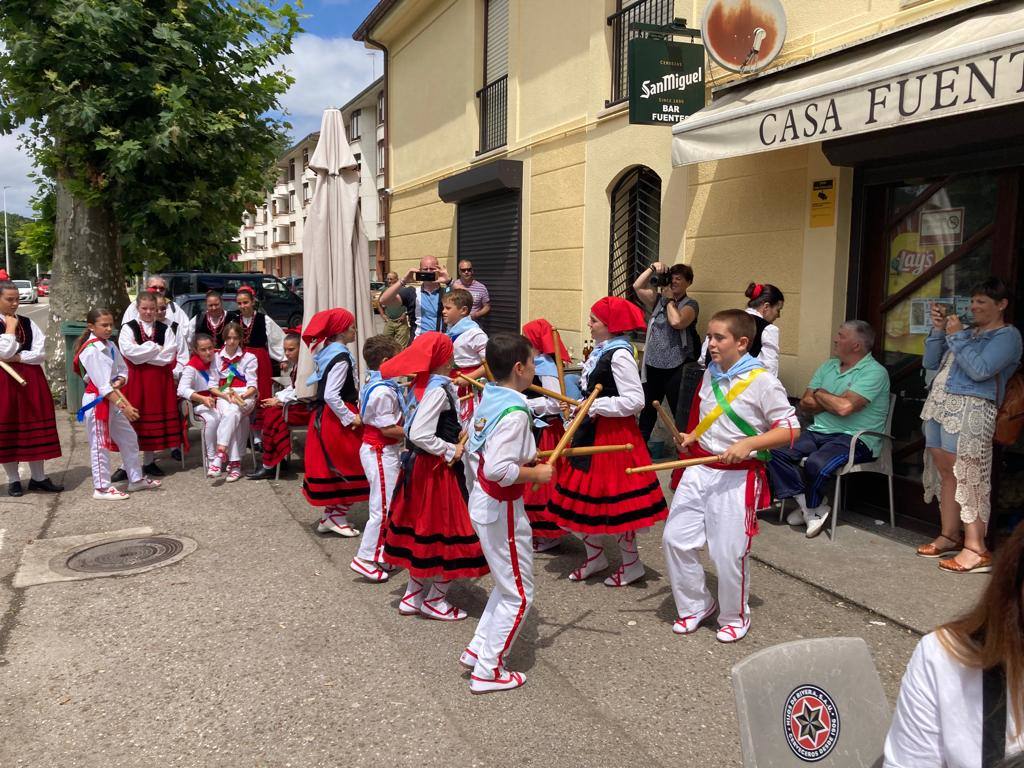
<box><xmin>938</xmin><ymin>545</ymin><xmax>993</xmax><ymax>574</ymax></box>
<box><xmin>916</xmin><ymin>534</ymin><xmax>964</xmax><ymax>559</ymax></box>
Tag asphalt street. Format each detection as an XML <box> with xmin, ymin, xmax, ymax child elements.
<box><xmin>0</xmin><ymin>411</ymin><xmax>923</xmax><ymax>768</ymax></box>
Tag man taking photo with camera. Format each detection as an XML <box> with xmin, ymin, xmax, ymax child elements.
<box><xmin>378</xmin><ymin>255</ymin><xmax>451</xmax><ymax>339</ymax></box>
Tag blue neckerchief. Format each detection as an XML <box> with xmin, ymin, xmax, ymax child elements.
<box><xmin>359</xmin><ymin>369</ymin><xmax>406</xmax><ymax>418</ymax></box>
<box><xmin>581</xmin><ymin>336</ymin><xmax>633</xmax><ymax>385</ymax></box>
<box><xmin>446</xmin><ymin>316</ymin><xmax>480</xmax><ymax>340</ymax></box>
<box><xmin>75</xmin><ymin>338</ymin><xmax>117</xmax><ymax>422</ymax></box>
<box><xmin>467</xmin><ymin>383</ymin><xmax>530</xmax><ymax>454</ymax></box>
<box><xmin>404</xmin><ymin>374</ymin><xmax>454</xmax><ymax>437</ymax></box>
<box><xmin>306</xmin><ymin>342</ymin><xmax>353</xmax><ymax>386</ymax></box>
<box><xmin>707</xmin><ymin>353</ymin><xmax>765</xmax><ymax>382</ymax></box>
<box><xmin>533</xmin><ymin>354</ymin><xmax>557</xmax><ymax>378</ymax></box>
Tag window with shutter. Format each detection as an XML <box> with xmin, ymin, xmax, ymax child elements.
<box><xmin>477</xmin><ymin>0</ymin><xmax>509</xmax><ymax>154</ymax></box>
<box><xmin>609</xmin><ymin>166</ymin><xmax>661</xmax><ymax>305</ymax></box>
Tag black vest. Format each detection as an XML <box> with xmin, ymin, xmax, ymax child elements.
<box><xmin>313</xmin><ymin>353</ymin><xmax>358</xmax><ymax>406</ymax></box>
<box><xmin>196</xmin><ymin>312</ymin><xmax>228</xmax><ymax>347</ymax></box>
<box><xmin>16</xmin><ymin>315</ymin><xmax>33</xmax><ymax>352</ymax></box>
<box><xmin>229</xmin><ymin>312</ymin><xmax>268</xmax><ymax>348</ymax></box>
<box><xmin>703</xmin><ymin>313</ymin><xmax>770</xmax><ymax>367</ymax></box>
<box><xmin>125</xmin><ymin>320</ymin><xmax>168</xmax><ymax>346</ymax></box>
<box><xmin>569</xmin><ymin>348</ymin><xmax>628</xmax><ymax>469</ymax></box>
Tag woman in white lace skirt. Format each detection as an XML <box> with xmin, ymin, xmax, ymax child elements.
<box><xmin>917</xmin><ymin>277</ymin><xmax>1022</xmax><ymax>574</ymax></box>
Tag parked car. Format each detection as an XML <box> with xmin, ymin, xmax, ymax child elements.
<box><xmin>160</xmin><ymin>272</ymin><xmax>304</xmax><ymax>329</ymax></box>
<box><xmin>285</xmin><ymin>276</ymin><xmax>303</xmax><ymax>297</ymax></box>
<box><xmin>13</xmin><ymin>279</ymin><xmax>38</xmax><ymax>304</ymax></box>
<box><xmin>370</xmin><ymin>280</ymin><xmax>386</xmax><ymax>312</ymax></box>
<box><xmin>36</xmin><ymin>277</ymin><xmax>50</xmax><ymax>297</ymax></box>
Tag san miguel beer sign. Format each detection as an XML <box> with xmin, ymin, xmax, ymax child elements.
<box><xmin>628</xmin><ymin>38</ymin><xmax>706</xmax><ymax>125</ymax></box>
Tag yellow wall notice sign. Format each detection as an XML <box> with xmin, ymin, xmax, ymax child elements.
<box><xmin>810</xmin><ymin>179</ymin><xmax>836</xmax><ymax>228</ymax></box>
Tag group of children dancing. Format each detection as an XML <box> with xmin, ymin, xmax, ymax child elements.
<box><xmin>1</xmin><ymin>277</ymin><xmax>800</xmax><ymax>693</ymax></box>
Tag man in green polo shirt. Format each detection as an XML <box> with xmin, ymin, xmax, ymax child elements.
<box><xmin>769</xmin><ymin>320</ymin><xmax>890</xmax><ymax>538</ymax></box>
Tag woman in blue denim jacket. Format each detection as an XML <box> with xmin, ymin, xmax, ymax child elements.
<box><xmin>917</xmin><ymin>277</ymin><xmax>1022</xmax><ymax>574</ymax></box>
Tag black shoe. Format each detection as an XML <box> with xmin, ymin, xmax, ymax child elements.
<box><xmin>246</xmin><ymin>466</ymin><xmax>275</xmax><ymax>481</ymax></box>
<box><xmin>170</xmin><ymin>448</ymin><xmax>182</xmax><ymax>462</ymax></box>
<box><xmin>110</xmin><ymin>468</ymin><xmax>128</xmax><ymax>483</ymax></box>
<box><xmin>7</xmin><ymin>481</ymin><xmax>23</xmax><ymax>497</ymax></box>
<box><xmin>28</xmin><ymin>478</ymin><xmax>64</xmax><ymax>493</ymax></box>
<box><xmin>143</xmin><ymin>462</ymin><xmax>166</xmax><ymax>477</ymax></box>
<box><xmin>253</xmin><ymin>441</ymin><xmax>264</xmax><ymax>453</ymax></box>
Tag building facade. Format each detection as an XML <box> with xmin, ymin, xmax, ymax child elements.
<box><xmin>238</xmin><ymin>77</ymin><xmax>388</xmax><ymax>282</ymax></box>
<box><xmin>357</xmin><ymin>0</ymin><xmax>1024</xmax><ymax>529</ymax></box>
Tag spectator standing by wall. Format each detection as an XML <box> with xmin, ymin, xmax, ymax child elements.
<box><xmin>452</xmin><ymin>260</ymin><xmax>491</xmax><ymax>322</ymax></box>
<box><xmin>699</xmin><ymin>282</ymin><xmax>784</xmax><ymax>376</ymax></box>
<box><xmin>378</xmin><ymin>255</ymin><xmax>451</xmax><ymax>339</ymax></box>
<box><xmin>632</xmin><ymin>262</ymin><xmax>699</xmax><ymax>442</ymax></box>
<box><xmin>378</xmin><ymin>271</ymin><xmax>411</xmax><ymax>348</ymax></box>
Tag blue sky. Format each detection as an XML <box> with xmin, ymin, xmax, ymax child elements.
<box><xmin>0</xmin><ymin>0</ymin><xmax>382</xmax><ymax>216</ymax></box>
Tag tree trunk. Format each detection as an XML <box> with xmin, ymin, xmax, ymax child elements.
<box><xmin>46</xmin><ymin>175</ymin><xmax>128</xmax><ymax>407</ymax></box>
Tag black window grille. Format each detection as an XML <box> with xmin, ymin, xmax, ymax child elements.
<box><xmin>607</xmin><ymin>0</ymin><xmax>674</xmax><ymax>107</ymax></box>
<box><xmin>609</xmin><ymin>166</ymin><xmax>661</xmax><ymax>305</ymax></box>
<box><xmin>477</xmin><ymin>75</ymin><xmax>508</xmax><ymax>154</ymax></box>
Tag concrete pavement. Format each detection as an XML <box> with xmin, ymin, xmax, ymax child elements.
<box><xmin>0</xmin><ymin>415</ymin><xmax>939</xmax><ymax>767</ymax></box>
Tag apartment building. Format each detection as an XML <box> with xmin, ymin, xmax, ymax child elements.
<box><xmin>238</xmin><ymin>76</ymin><xmax>388</xmax><ymax>281</ymax></box>
<box><xmin>355</xmin><ymin>0</ymin><xmax>1024</xmax><ymax>527</ymax></box>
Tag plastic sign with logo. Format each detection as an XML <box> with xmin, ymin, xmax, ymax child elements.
<box><xmin>784</xmin><ymin>684</ymin><xmax>841</xmax><ymax>761</ymax></box>
<box><xmin>628</xmin><ymin>38</ymin><xmax>706</xmax><ymax>125</ymax></box>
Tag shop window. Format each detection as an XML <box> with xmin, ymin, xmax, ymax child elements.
<box><xmin>608</xmin><ymin>166</ymin><xmax>661</xmax><ymax>305</ymax></box>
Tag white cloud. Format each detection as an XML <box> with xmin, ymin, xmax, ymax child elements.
<box><xmin>0</xmin><ymin>129</ymin><xmax>40</xmax><ymax>217</ymax></box>
<box><xmin>277</xmin><ymin>34</ymin><xmax>382</xmax><ymax>138</ymax></box>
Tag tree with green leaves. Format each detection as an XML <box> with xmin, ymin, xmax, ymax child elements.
<box><xmin>0</xmin><ymin>0</ymin><xmax>300</xmax><ymax>399</ymax></box>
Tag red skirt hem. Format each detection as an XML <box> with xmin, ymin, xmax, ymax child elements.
<box><xmin>525</xmin><ymin>418</ymin><xmax>568</xmax><ymax>539</ymax></box>
<box><xmin>302</xmin><ymin>403</ymin><xmax>369</xmax><ymax>506</ymax></box>
<box><xmin>0</xmin><ymin>364</ymin><xmax>61</xmax><ymax>463</ymax></box>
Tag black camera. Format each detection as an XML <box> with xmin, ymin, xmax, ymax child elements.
<box><xmin>414</xmin><ymin>271</ymin><xmax>437</xmax><ymax>282</ymax></box>
<box><xmin>649</xmin><ymin>270</ymin><xmax>672</xmax><ymax>287</ymax></box>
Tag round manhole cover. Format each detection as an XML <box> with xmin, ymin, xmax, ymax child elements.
<box><xmin>65</xmin><ymin>537</ymin><xmax>185</xmax><ymax>573</ymax></box>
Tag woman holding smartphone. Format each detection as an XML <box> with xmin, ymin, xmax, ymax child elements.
<box><xmin>917</xmin><ymin>277</ymin><xmax>1022</xmax><ymax>573</ymax></box>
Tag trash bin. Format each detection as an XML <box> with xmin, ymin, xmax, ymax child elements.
<box><xmin>61</xmin><ymin>321</ymin><xmax>89</xmax><ymax>411</ymax></box>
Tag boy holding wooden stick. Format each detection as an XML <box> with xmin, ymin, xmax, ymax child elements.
<box><xmin>661</xmin><ymin>309</ymin><xmax>798</xmax><ymax>643</ymax></box>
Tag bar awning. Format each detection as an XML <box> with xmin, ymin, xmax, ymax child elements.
<box><xmin>672</xmin><ymin>1</ymin><xmax>1024</xmax><ymax>166</ymax></box>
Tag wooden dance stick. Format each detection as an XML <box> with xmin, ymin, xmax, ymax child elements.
<box><xmin>457</xmin><ymin>373</ymin><xmax>485</xmax><ymax>390</ymax></box>
<box><xmin>652</xmin><ymin>399</ymin><xmax>682</xmax><ymax>442</ymax></box>
<box><xmin>459</xmin><ymin>391</ymin><xmax>474</xmax><ymax>402</ymax></box>
<box><xmin>0</xmin><ymin>359</ymin><xmax>28</xmax><ymax>387</ymax></box>
<box><xmin>483</xmin><ymin>361</ymin><xmax>495</xmax><ymax>381</ymax></box>
<box><xmin>541</xmin><ymin>383</ymin><xmax>601</xmax><ymax>469</ymax></box>
<box><xmin>552</xmin><ymin>328</ymin><xmax>566</xmax><ymax>395</ymax></box>
<box><xmin>537</xmin><ymin>443</ymin><xmax>631</xmax><ymax>460</ymax></box>
<box><xmin>447</xmin><ymin>431</ymin><xmax>469</xmax><ymax>467</ymax></box>
<box><xmin>625</xmin><ymin>454</ymin><xmax>724</xmax><ymax>474</ymax></box>
<box><xmin>526</xmin><ymin>383</ymin><xmax>579</xmax><ymax>407</ymax></box>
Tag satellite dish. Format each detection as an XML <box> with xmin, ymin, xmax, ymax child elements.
<box><xmin>701</xmin><ymin>0</ymin><xmax>787</xmax><ymax>74</ymax></box>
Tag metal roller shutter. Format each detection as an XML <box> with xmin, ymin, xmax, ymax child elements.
<box><xmin>456</xmin><ymin>190</ymin><xmax>521</xmax><ymax>335</ymax></box>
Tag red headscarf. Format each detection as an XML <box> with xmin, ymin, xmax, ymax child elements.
<box><xmin>522</xmin><ymin>318</ymin><xmax>569</xmax><ymax>362</ymax></box>
<box><xmin>379</xmin><ymin>331</ymin><xmax>453</xmax><ymax>401</ymax></box>
<box><xmin>302</xmin><ymin>308</ymin><xmax>354</xmax><ymax>348</ymax></box>
<box><xmin>590</xmin><ymin>297</ymin><xmax>646</xmax><ymax>335</ymax></box>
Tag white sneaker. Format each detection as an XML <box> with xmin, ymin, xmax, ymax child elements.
<box><xmin>716</xmin><ymin>621</ymin><xmax>750</xmax><ymax>643</ymax></box>
<box><xmin>207</xmin><ymin>461</ymin><xmax>223</xmax><ymax>478</ymax></box>
<box><xmin>672</xmin><ymin>600</ymin><xmax>718</xmax><ymax>635</ymax></box>
<box><xmin>127</xmin><ymin>477</ymin><xmax>162</xmax><ymax>492</ymax></box>
<box><xmin>349</xmin><ymin>557</ymin><xmax>389</xmax><ymax>582</ymax></box>
<box><xmin>603</xmin><ymin>560</ymin><xmax>645</xmax><ymax>587</ymax></box>
<box><xmin>786</xmin><ymin>508</ymin><xmax>807</xmax><ymax>526</ymax></box>
<box><xmin>316</xmin><ymin>515</ymin><xmax>361</xmax><ymax>537</ymax></box>
<box><xmin>420</xmin><ymin>595</ymin><xmax>468</xmax><ymax>621</ymax></box>
<box><xmin>532</xmin><ymin>537</ymin><xmax>560</xmax><ymax>553</ymax></box>
<box><xmin>93</xmin><ymin>487</ymin><xmax>129</xmax><ymax>501</ymax></box>
<box><xmin>458</xmin><ymin>648</ymin><xmax>479</xmax><ymax>670</ymax></box>
<box><xmin>469</xmin><ymin>668</ymin><xmax>526</xmax><ymax>695</ymax></box>
<box><xmin>805</xmin><ymin>507</ymin><xmax>832</xmax><ymax>539</ymax></box>
<box><xmin>398</xmin><ymin>584</ymin><xmax>425</xmax><ymax>616</ymax></box>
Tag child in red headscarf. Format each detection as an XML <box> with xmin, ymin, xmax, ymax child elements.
<box><xmin>379</xmin><ymin>331</ymin><xmax>489</xmax><ymax>621</ymax></box>
<box><xmin>302</xmin><ymin>309</ymin><xmax>370</xmax><ymax>537</ymax></box>
<box><xmin>547</xmin><ymin>297</ymin><xmax>668</xmax><ymax>586</ymax></box>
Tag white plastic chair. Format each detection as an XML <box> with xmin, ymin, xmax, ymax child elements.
<box><xmin>182</xmin><ymin>398</ymin><xmax>256</xmax><ymax>472</ymax></box>
<box><xmin>274</xmin><ymin>401</ymin><xmax>309</xmax><ymax>480</ymax></box>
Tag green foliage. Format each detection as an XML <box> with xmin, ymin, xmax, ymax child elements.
<box><xmin>0</xmin><ymin>0</ymin><xmax>301</xmax><ymax>272</ymax></box>
<box><xmin>15</xmin><ymin>179</ymin><xmax>56</xmax><ymax>275</ymax></box>
<box><xmin>0</xmin><ymin>210</ymin><xmax>33</xmax><ymax>279</ymax></box>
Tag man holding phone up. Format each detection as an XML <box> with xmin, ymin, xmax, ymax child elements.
<box><xmin>378</xmin><ymin>255</ymin><xmax>451</xmax><ymax>339</ymax></box>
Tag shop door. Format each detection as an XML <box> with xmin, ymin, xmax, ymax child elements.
<box><xmin>858</xmin><ymin>168</ymin><xmax>1022</xmax><ymax>528</ymax></box>
<box><xmin>456</xmin><ymin>191</ymin><xmax>521</xmax><ymax>335</ymax></box>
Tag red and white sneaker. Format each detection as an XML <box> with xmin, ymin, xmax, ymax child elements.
<box><xmin>458</xmin><ymin>648</ymin><xmax>479</xmax><ymax>670</ymax></box>
<box><xmin>207</xmin><ymin>459</ymin><xmax>224</xmax><ymax>478</ymax></box>
<box><xmin>672</xmin><ymin>600</ymin><xmax>718</xmax><ymax>635</ymax></box>
<box><xmin>93</xmin><ymin>487</ymin><xmax>129</xmax><ymax>501</ymax></box>
<box><xmin>349</xmin><ymin>557</ymin><xmax>389</xmax><ymax>582</ymax></box>
<box><xmin>603</xmin><ymin>561</ymin><xmax>645</xmax><ymax>587</ymax></box>
<box><xmin>716</xmin><ymin>621</ymin><xmax>750</xmax><ymax>643</ymax></box>
<box><xmin>568</xmin><ymin>550</ymin><xmax>609</xmax><ymax>581</ymax></box>
<box><xmin>399</xmin><ymin>580</ymin><xmax>425</xmax><ymax>616</ymax></box>
<box><xmin>532</xmin><ymin>537</ymin><xmax>560</xmax><ymax>553</ymax></box>
<box><xmin>316</xmin><ymin>513</ymin><xmax>360</xmax><ymax>537</ymax></box>
<box><xmin>126</xmin><ymin>477</ymin><xmax>162</xmax><ymax>492</ymax></box>
<box><xmin>225</xmin><ymin>462</ymin><xmax>242</xmax><ymax>483</ymax></box>
<box><xmin>420</xmin><ymin>595</ymin><xmax>468</xmax><ymax>621</ymax></box>
<box><xmin>469</xmin><ymin>668</ymin><xmax>526</xmax><ymax>695</ymax></box>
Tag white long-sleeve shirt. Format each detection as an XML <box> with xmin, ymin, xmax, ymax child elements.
<box><xmin>526</xmin><ymin>373</ymin><xmax>563</xmax><ymax>417</ymax></box>
<box><xmin>275</xmin><ymin>370</ymin><xmax>298</xmax><ymax>405</ymax></box>
<box><xmin>584</xmin><ymin>348</ymin><xmax>646</xmax><ymax>419</ymax></box>
<box><xmin>240</xmin><ymin>313</ymin><xmax>286</xmax><ymax>362</ymax></box>
<box><xmin>322</xmin><ymin>356</ymin><xmax>356</xmax><ymax>426</ymax></box>
<box><xmin>469</xmin><ymin>398</ymin><xmax>536</xmax><ymax>524</ymax></box>
<box><xmin>211</xmin><ymin>349</ymin><xmax>258</xmax><ymax>394</ymax></box>
<box><xmin>453</xmin><ymin>327</ymin><xmax>488</xmax><ymax>369</ymax></box>
<box><xmin>693</xmin><ymin>368</ymin><xmax>798</xmax><ymax>455</ymax></box>
<box><xmin>0</xmin><ymin>316</ymin><xmax>45</xmax><ymax>365</ymax></box>
<box><xmin>884</xmin><ymin>631</ymin><xmax>1023</xmax><ymax>768</ymax></box>
<box><xmin>699</xmin><ymin>308</ymin><xmax>780</xmax><ymax>376</ymax></box>
<box><xmin>118</xmin><ymin>320</ymin><xmax>177</xmax><ymax>366</ymax></box>
<box><xmin>362</xmin><ymin>383</ymin><xmax>403</xmax><ymax>430</ymax></box>
<box><xmin>409</xmin><ymin>383</ymin><xmax>459</xmax><ymax>463</ymax></box>
<box><xmin>177</xmin><ymin>364</ymin><xmax>214</xmax><ymax>400</ymax></box>
<box><xmin>78</xmin><ymin>336</ymin><xmax>128</xmax><ymax>399</ymax></box>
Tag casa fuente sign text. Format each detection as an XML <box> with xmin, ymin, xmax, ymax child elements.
<box><xmin>628</xmin><ymin>38</ymin><xmax>705</xmax><ymax>126</ymax></box>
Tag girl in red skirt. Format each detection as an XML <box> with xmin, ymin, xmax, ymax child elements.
<box><xmin>547</xmin><ymin>297</ymin><xmax>668</xmax><ymax>586</ymax></box>
<box><xmin>379</xmin><ymin>332</ymin><xmax>489</xmax><ymax>621</ymax></box>
<box><xmin>119</xmin><ymin>291</ymin><xmax>181</xmax><ymax>477</ymax></box>
<box><xmin>521</xmin><ymin>318</ymin><xmax>571</xmax><ymax>552</ymax></box>
<box><xmin>229</xmin><ymin>285</ymin><xmax>285</xmax><ymax>444</ymax></box>
<box><xmin>301</xmin><ymin>309</ymin><xmax>369</xmax><ymax>537</ymax></box>
<box><xmin>0</xmin><ymin>280</ymin><xmax>62</xmax><ymax>497</ymax></box>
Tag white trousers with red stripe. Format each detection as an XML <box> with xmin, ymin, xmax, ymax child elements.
<box><xmin>83</xmin><ymin>393</ymin><xmax>143</xmax><ymax>490</ymax></box>
<box><xmin>356</xmin><ymin>443</ymin><xmax>401</xmax><ymax>563</ymax></box>
<box><xmin>467</xmin><ymin>494</ymin><xmax>534</xmax><ymax>678</ymax></box>
<box><xmin>663</xmin><ymin>464</ymin><xmax>753</xmax><ymax>629</ymax></box>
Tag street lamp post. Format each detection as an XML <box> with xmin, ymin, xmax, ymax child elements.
<box><xmin>2</xmin><ymin>186</ymin><xmax>9</xmax><ymax>277</ymax></box>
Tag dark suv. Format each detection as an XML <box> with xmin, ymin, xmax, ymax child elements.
<box><xmin>161</xmin><ymin>272</ymin><xmax>304</xmax><ymax>329</ymax></box>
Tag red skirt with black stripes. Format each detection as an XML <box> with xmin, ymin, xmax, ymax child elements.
<box><xmin>123</xmin><ymin>362</ymin><xmax>180</xmax><ymax>452</ymax></box>
<box><xmin>524</xmin><ymin>418</ymin><xmax>568</xmax><ymax>540</ymax></box>
<box><xmin>547</xmin><ymin>415</ymin><xmax>668</xmax><ymax>535</ymax></box>
<box><xmin>261</xmin><ymin>402</ymin><xmax>311</xmax><ymax>468</ymax></box>
<box><xmin>301</xmin><ymin>402</ymin><xmax>369</xmax><ymax>507</ymax></box>
<box><xmin>383</xmin><ymin>451</ymin><xmax>489</xmax><ymax>580</ymax></box>
<box><xmin>0</xmin><ymin>363</ymin><xmax>61</xmax><ymax>463</ymax></box>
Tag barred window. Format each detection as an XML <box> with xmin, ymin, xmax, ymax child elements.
<box><xmin>608</xmin><ymin>166</ymin><xmax>661</xmax><ymax>305</ymax></box>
